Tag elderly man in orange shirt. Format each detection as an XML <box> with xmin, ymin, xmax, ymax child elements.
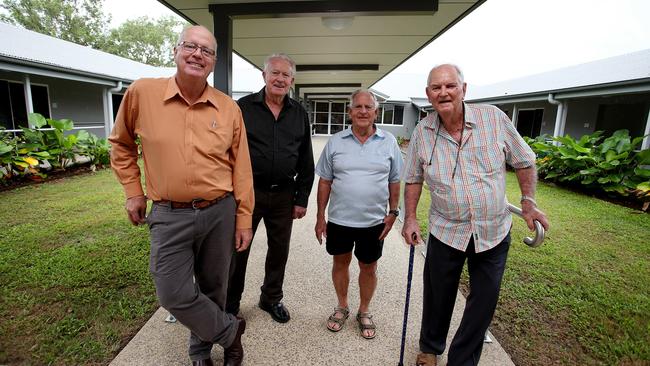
<box><xmin>109</xmin><ymin>25</ymin><xmax>253</xmax><ymax>366</ymax></box>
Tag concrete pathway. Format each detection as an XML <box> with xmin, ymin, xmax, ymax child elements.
<box><xmin>110</xmin><ymin>136</ymin><xmax>515</xmax><ymax>366</ymax></box>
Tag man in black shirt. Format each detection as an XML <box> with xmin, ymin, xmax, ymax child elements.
<box><xmin>226</xmin><ymin>53</ymin><xmax>315</xmax><ymax>323</ymax></box>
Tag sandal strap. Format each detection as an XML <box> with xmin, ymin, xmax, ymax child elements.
<box><xmin>356</xmin><ymin>311</ymin><xmax>373</xmax><ymax>320</ymax></box>
<box><xmin>335</xmin><ymin>306</ymin><xmax>350</xmax><ymax>317</ymax></box>
<box><xmin>328</xmin><ymin>307</ymin><xmax>349</xmax><ymax>325</ymax></box>
<box><xmin>356</xmin><ymin>312</ymin><xmax>376</xmax><ymax>330</ymax></box>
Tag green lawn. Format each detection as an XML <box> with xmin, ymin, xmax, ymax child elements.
<box><xmin>0</xmin><ymin>169</ymin><xmax>648</xmax><ymax>365</ymax></box>
<box><xmin>0</xmin><ymin>169</ymin><xmax>156</xmax><ymax>365</ymax></box>
<box><xmin>414</xmin><ymin>173</ymin><xmax>650</xmax><ymax>365</ymax></box>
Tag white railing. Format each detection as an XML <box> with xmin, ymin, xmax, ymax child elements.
<box><xmin>1</xmin><ymin>125</ymin><xmax>104</xmax><ymax>133</ymax></box>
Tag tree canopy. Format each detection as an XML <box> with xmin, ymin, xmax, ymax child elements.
<box><xmin>0</xmin><ymin>0</ymin><xmax>186</xmax><ymax>66</ymax></box>
<box><xmin>105</xmin><ymin>16</ymin><xmax>182</xmax><ymax>67</ymax></box>
<box><xmin>1</xmin><ymin>0</ymin><xmax>111</xmax><ymax>49</ymax></box>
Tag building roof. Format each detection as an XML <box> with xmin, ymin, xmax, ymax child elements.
<box><xmin>410</xmin><ymin>97</ymin><xmax>430</xmax><ymax>108</ymax></box>
<box><xmin>465</xmin><ymin>48</ymin><xmax>650</xmax><ymax>103</ymax></box>
<box><xmin>0</xmin><ymin>21</ymin><xmax>264</xmax><ymax>91</ymax></box>
<box><xmin>0</xmin><ymin>21</ymin><xmax>172</xmax><ymax>84</ymax></box>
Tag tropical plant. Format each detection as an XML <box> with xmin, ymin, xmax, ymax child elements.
<box><xmin>0</xmin><ymin>113</ymin><xmax>111</xmax><ymax>185</ymax></box>
<box><xmin>0</xmin><ymin>128</ymin><xmax>50</xmax><ymax>181</ymax></box>
<box><xmin>76</xmin><ymin>130</ymin><xmax>111</xmax><ymax>169</ymax></box>
<box><xmin>526</xmin><ymin>130</ymin><xmax>650</xmax><ymax>209</ymax></box>
<box><xmin>27</xmin><ymin>113</ymin><xmax>78</xmax><ymax>169</ymax></box>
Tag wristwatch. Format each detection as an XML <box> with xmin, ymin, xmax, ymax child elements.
<box><xmin>520</xmin><ymin>195</ymin><xmax>537</xmax><ymax>207</ymax></box>
<box><xmin>388</xmin><ymin>209</ymin><xmax>400</xmax><ymax>217</ymax></box>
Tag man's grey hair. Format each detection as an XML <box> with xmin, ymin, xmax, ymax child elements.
<box><xmin>176</xmin><ymin>25</ymin><xmax>218</xmax><ymax>50</ymax></box>
<box><xmin>348</xmin><ymin>89</ymin><xmax>379</xmax><ymax>110</ymax></box>
<box><xmin>264</xmin><ymin>53</ymin><xmax>296</xmax><ymax>77</ymax></box>
<box><xmin>426</xmin><ymin>63</ymin><xmax>465</xmax><ymax>86</ymax></box>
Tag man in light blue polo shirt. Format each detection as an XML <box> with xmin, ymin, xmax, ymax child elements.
<box><xmin>315</xmin><ymin>89</ymin><xmax>403</xmax><ymax>340</ymax></box>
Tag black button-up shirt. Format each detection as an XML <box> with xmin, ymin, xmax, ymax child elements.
<box><xmin>237</xmin><ymin>88</ymin><xmax>315</xmax><ymax>207</ymax></box>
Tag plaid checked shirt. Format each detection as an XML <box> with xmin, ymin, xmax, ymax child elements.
<box><xmin>403</xmin><ymin>103</ymin><xmax>536</xmax><ymax>252</ymax></box>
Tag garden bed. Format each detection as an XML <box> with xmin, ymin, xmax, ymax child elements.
<box><xmin>0</xmin><ymin>164</ymin><xmax>107</xmax><ymax>192</ymax></box>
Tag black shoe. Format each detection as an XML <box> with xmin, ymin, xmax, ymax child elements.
<box><xmin>259</xmin><ymin>301</ymin><xmax>290</xmax><ymax>323</ymax></box>
<box><xmin>224</xmin><ymin>316</ymin><xmax>246</xmax><ymax>366</ymax></box>
<box><xmin>191</xmin><ymin>358</ymin><xmax>214</xmax><ymax>366</ymax></box>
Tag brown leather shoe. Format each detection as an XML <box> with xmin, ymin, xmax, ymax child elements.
<box><xmin>192</xmin><ymin>358</ymin><xmax>214</xmax><ymax>366</ymax></box>
<box><xmin>416</xmin><ymin>352</ymin><xmax>437</xmax><ymax>366</ymax></box>
<box><xmin>223</xmin><ymin>317</ymin><xmax>246</xmax><ymax>366</ymax></box>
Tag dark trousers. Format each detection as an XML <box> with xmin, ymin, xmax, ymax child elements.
<box><xmin>226</xmin><ymin>187</ymin><xmax>294</xmax><ymax>313</ymax></box>
<box><xmin>147</xmin><ymin>195</ymin><xmax>238</xmax><ymax>361</ymax></box>
<box><xmin>420</xmin><ymin>233</ymin><xmax>511</xmax><ymax>366</ymax></box>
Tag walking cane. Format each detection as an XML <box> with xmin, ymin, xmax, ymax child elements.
<box><xmin>396</xmin><ymin>204</ymin><xmax>544</xmax><ymax>365</ymax></box>
<box><xmin>398</xmin><ymin>237</ymin><xmax>416</xmax><ymax>366</ymax></box>
<box><xmin>507</xmin><ymin>203</ymin><xmax>545</xmax><ymax>247</ymax></box>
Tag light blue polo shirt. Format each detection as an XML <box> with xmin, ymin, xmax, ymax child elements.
<box><xmin>316</xmin><ymin>127</ymin><xmax>403</xmax><ymax>228</ymax></box>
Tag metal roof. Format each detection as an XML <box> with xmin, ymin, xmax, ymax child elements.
<box><xmin>466</xmin><ymin>48</ymin><xmax>650</xmax><ymax>103</ymax></box>
<box><xmin>157</xmin><ymin>0</ymin><xmax>484</xmax><ymax>100</ymax></box>
<box><xmin>0</xmin><ymin>21</ymin><xmax>267</xmax><ymax>91</ymax></box>
<box><xmin>0</xmin><ymin>21</ymin><xmax>172</xmax><ymax>85</ymax></box>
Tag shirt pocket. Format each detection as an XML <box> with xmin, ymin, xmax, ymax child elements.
<box><xmin>427</xmin><ymin>181</ymin><xmax>458</xmax><ymax>218</ymax></box>
<box><xmin>469</xmin><ymin>142</ymin><xmax>504</xmax><ymax>175</ymax></box>
<box><xmin>198</xmin><ymin>113</ymin><xmax>235</xmax><ymax>158</ymax></box>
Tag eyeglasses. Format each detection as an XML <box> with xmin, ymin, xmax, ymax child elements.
<box><xmin>178</xmin><ymin>41</ymin><xmax>216</xmax><ymax>58</ymax></box>
<box><xmin>351</xmin><ymin>104</ymin><xmax>376</xmax><ymax>111</ymax></box>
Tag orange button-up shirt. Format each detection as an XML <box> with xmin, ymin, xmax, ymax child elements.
<box><xmin>109</xmin><ymin>77</ymin><xmax>254</xmax><ymax>229</ymax></box>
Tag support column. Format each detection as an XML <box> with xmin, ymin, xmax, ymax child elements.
<box><xmin>548</xmin><ymin>94</ymin><xmax>567</xmax><ymax>146</ymax></box>
<box><xmin>213</xmin><ymin>13</ymin><xmax>233</xmax><ymax>96</ymax></box>
<box><xmin>103</xmin><ymin>88</ymin><xmax>111</xmax><ymax>138</ymax></box>
<box><xmin>102</xmin><ymin>82</ymin><xmax>123</xmax><ymax>138</ymax></box>
<box><xmin>512</xmin><ymin>104</ymin><xmax>519</xmax><ymax>126</ymax></box>
<box><xmin>642</xmin><ymin>106</ymin><xmax>650</xmax><ymax>150</ymax></box>
<box><xmin>23</xmin><ymin>75</ymin><xmax>34</xmax><ymax>126</ymax></box>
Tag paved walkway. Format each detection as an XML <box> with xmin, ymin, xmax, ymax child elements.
<box><xmin>110</xmin><ymin>136</ymin><xmax>515</xmax><ymax>366</ymax></box>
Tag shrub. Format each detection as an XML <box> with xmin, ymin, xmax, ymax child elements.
<box><xmin>0</xmin><ymin>113</ymin><xmax>111</xmax><ymax>184</ymax></box>
<box><xmin>76</xmin><ymin>130</ymin><xmax>111</xmax><ymax>169</ymax></box>
<box><xmin>525</xmin><ymin>130</ymin><xmax>650</xmax><ymax>209</ymax></box>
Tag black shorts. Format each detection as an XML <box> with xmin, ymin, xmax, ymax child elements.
<box><xmin>326</xmin><ymin>221</ymin><xmax>385</xmax><ymax>264</ymax></box>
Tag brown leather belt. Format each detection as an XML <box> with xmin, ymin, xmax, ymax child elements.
<box><xmin>155</xmin><ymin>192</ymin><xmax>230</xmax><ymax>210</ymax></box>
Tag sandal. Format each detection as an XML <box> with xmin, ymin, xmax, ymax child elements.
<box><xmin>326</xmin><ymin>306</ymin><xmax>350</xmax><ymax>332</ymax></box>
<box><xmin>356</xmin><ymin>311</ymin><xmax>376</xmax><ymax>339</ymax></box>
<box><xmin>416</xmin><ymin>353</ymin><xmax>437</xmax><ymax>366</ymax></box>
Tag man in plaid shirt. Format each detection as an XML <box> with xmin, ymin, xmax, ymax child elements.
<box><xmin>401</xmin><ymin>64</ymin><xmax>549</xmax><ymax>366</ymax></box>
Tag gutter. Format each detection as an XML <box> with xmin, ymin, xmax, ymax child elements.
<box><xmin>109</xmin><ymin>81</ymin><xmax>123</xmax><ymax>93</ymax></box>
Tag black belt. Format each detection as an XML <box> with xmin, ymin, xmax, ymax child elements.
<box><xmin>254</xmin><ymin>182</ymin><xmax>294</xmax><ymax>192</ymax></box>
<box><xmin>154</xmin><ymin>192</ymin><xmax>230</xmax><ymax>209</ymax></box>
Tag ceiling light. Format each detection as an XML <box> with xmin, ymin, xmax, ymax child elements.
<box><xmin>321</xmin><ymin>16</ymin><xmax>354</xmax><ymax>31</ymax></box>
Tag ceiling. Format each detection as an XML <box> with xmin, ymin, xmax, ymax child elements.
<box><xmin>158</xmin><ymin>0</ymin><xmax>484</xmax><ymax>100</ymax></box>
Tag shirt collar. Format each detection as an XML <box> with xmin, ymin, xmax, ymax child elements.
<box><xmin>341</xmin><ymin>125</ymin><xmax>384</xmax><ymax>139</ymax></box>
<box><xmin>164</xmin><ymin>77</ymin><xmax>220</xmax><ymax>109</ymax></box>
<box><xmin>252</xmin><ymin>87</ymin><xmax>294</xmax><ymax>109</ymax></box>
<box><xmin>422</xmin><ymin>102</ymin><xmax>476</xmax><ymax>131</ymax></box>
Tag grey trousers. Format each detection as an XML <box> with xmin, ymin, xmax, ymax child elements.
<box><xmin>147</xmin><ymin>195</ymin><xmax>239</xmax><ymax>361</ymax></box>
